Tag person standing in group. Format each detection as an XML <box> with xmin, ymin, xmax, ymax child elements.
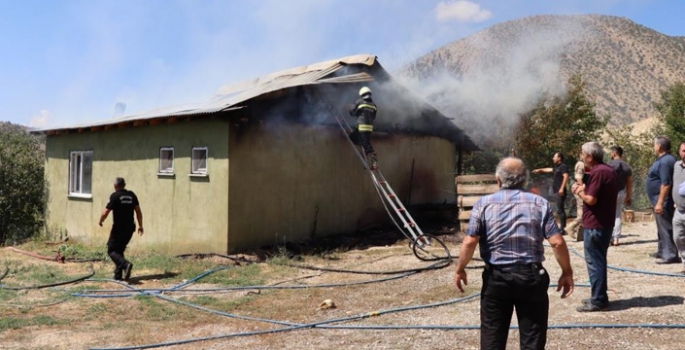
<box><xmin>671</xmin><ymin>142</ymin><xmax>685</xmax><ymax>274</ymax></box>
<box><xmin>566</xmin><ymin>152</ymin><xmax>587</xmax><ymax>241</ymax></box>
<box><xmin>609</xmin><ymin>146</ymin><xmax>633</xmax><ymax>246</ymax></box>
<box><xmin>573</xmin><ymin>142</ymin><xmax>619</xmax><ymax>312</ymax></box>
<box><xmin>645</xmin><ymin>136</ymin><xmax>679</xmax><ymax>264</ymax></box>
<box><xmin>533</xmin><ymin>152</ymin><xmax>570</xmax><ymax>232</ymax></box>
<box><xmin>455</xmin><ymin>157</ymin><xmax>574</xmax><ymax>350</ymax></box>
<box><xmin>99</xmin><ymin>177</ymin><xmax>144</xmax><ymax>281</ymax></box>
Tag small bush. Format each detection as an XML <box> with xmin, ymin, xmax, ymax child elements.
<box><xmin>0</xmin><ymin>123</ymin><xmax>45</xmax><ymax>245</ymax></box>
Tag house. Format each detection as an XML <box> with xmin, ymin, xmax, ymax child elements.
<box><xmin>33</xmin><ymin>54</ymin><xmax>476</xmax><ymax>253</ymax></box>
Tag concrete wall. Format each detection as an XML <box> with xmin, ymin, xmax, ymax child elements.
<box><xmin>44</xmin><ymin>118</ymin><xmax>230</xmax><ymax>254</ymax></box>
<box><xmin>227</xmin><ymin>122</ymin><xmax>455</xmax><ymax>251</ymax></box>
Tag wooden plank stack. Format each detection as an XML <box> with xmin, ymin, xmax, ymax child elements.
<box><xmin>456</xmin><ymin>174</ymin><xmax>499</xmax><ymax>231</ymax></box>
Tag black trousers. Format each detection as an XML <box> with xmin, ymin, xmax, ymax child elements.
<box><xmin>481</xmin><ymin>264</ymin><xmax>550</xmax><ymax>350</ymax></box>
<box><xmin>107</xmin><ymin>225</ymin><xmax>135</xmax><ymax>276</ymax></box>
<box><xmin>554</xmin><ymin>193</ymin><xmax>567</xmax><ymax>229</ymax></box>
<box><xmin>350</xmin><ymin>128</ymin><xmax>375</xmax><ymax>156</ymax></box>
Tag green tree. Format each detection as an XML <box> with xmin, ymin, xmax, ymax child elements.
<box><xmin>0</xmin><ymin>123</ymin><xmax>45</xmax><ymax>245</ymax></box>
<box><xmin>656</xmin><ymin>81</ymin><xmax>685</xmax><ymax>143</ymax></box>
<box><xmin>515</xmin><ymin>74</ymin><xmax>609</xmax><ymax>170</ymax></box>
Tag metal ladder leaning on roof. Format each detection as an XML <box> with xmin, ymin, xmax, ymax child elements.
<box><xmin>326</xmin><ymin>104</ymin><xmax>431</xmax><ymax>249</ymax></box>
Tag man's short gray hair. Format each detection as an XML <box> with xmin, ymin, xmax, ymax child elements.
<box><xmin>654</xmin><ymin>135</ymin><xmax>672</xmax><ymax>152</ymax></box>
<box><xmin>114</xmin><ymin>177</ymin><xmax>126</xmax><ymax>187</ymax></box>
<box><xmin>581</xmin><ymin>142</ymin><xmax>604</xmax><ymax>162</ymax></box>
<box><xmin>495</xmin><ymin>157</ymin><xmax>526</xmax><ymax>189</ymax></box>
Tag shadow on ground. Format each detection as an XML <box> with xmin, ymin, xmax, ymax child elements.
<box><xmin>128</xmin><ymin>271</ymin><xmax>179</xmax><ymax>285</ymax></box>
<box><xmin>610</xmin><ymin>295</ymin><xmax>684</xmax><ymax>311</ymax></box>
<box><xmin>255</xmin><ymin>222</ymin><xmax>463</xmax><ymax>261</ymax></box>
<box><xmin>614</xmin><ymin>239</ymin><xmax>658</xmax><ymax>247</ymax></box>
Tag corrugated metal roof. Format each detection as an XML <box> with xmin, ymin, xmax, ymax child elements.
<box><xmin>33</xmin><ymin>54</ymin><xmax>378</xmax><ymax>133</ymax></box>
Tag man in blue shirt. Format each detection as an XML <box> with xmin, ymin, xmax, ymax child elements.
<box><xmin>455</xmin><ymin>157</ymin><xmax>574</xmax><ymax>350</ymax></box>
<box><xmin>645</xmin><ymin>136</ymin><xmax>679</xmax><ymax>264</ymax></box>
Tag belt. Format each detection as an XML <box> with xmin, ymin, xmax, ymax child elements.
<box><xmin>487</xmin><ymin>262</ymin><xmax>542</xmax><ymax>272</ymax></box>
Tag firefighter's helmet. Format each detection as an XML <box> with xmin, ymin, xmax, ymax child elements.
<box><xmin>359</xmin><ymin>86</ymin><xmax>372</xmax><ymax>97</ymax></box>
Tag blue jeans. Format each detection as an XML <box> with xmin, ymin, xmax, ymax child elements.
<box><xmin>584</xmin><ymin>228</ymin><xmax>613</xmax><ymax>306</ymax></box>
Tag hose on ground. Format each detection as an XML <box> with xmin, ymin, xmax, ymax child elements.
<box><xmin>412</xmin><ymin>234</ymin><xmax>451</xmax><ymax>262</ymax></box>
<box><xmin>175</xmin><ymin>253</ymin><xmax>249</xmax><ymax>265</ymax></box>
<box><xmin>73</xmin><ymin>271</ymin><xmax>418</xmax><ymax>297</ymax></box>
<box><xmin>282</xmin><ymin>256</ymin><xmax>451</xmax><ymax>275</ymax></box>
<box><xmin>1</xmin><ymin>266</ymin><xmax>95</xmax><ymax>290</ymax></box>
<box><xmin>567</xmin><ymin>246</ymin><xmax>685</xmax><ymax>278</ymax></box>
<box><xmin>5</xmin><ymin>246</ymin><xmax>104</xmax><ymax>263</ymax></box>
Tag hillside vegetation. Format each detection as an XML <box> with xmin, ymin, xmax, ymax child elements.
<box><xmin>404</xmin><ymin>14</ymin><xmax>685</xmax><ymax>126</ymax></box>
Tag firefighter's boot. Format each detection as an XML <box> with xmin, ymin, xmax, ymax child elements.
<box><xmin>367</xmin><ymin>152</ymin><xmax>379</xmax><ymax>171</ymax></box>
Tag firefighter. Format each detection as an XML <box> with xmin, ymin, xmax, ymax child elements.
<box><xmin>349</xmin><ymin>86</ymin><xmax>379</xmax><ymax>170</ymax></box>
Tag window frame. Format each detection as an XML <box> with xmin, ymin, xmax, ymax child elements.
<box><xmin>158</xmin><ymin>147</ymin><xmax>175</xmax><ymax>175</ymax></box>
<box><xmin>190</xmin><ymin>146</ymin><xmax>209</xmax><ymax>176</ymax></box>
<box><xmin>68</xmin><ymin>150</ymin><xmax>93</xmax><ymax>198</ymax></box>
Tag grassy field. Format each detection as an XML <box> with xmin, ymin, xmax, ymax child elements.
<box><xmin>1</xmin><ymin>223</ymin><xmax>685</xmax><ymax>349</ymax></box>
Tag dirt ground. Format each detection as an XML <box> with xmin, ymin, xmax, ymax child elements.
<box><xmin>1</xmin><ymin>220</ymin><xmax>685</xmax><ymax>350</ymax></box>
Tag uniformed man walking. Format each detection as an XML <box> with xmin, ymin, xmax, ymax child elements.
<box><xmin>99</xmin><ymin>177</ymin><xmax>144</xmax><ymax>281</ymax></box>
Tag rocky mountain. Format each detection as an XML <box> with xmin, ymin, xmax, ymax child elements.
<box><xmin>402</xmin><ymin>14</ymin><xmax>685</xmax><ymax>128</ymax></box>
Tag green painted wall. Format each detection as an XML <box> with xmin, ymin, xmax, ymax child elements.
<box><xmin>44</xmin><ymin>118</ymin><xmax>230</xmax><ymax>254</ymax></box>
<box><xmin>227</xmin><ymin>122</ymin><xmax>455</xmax><ymax>251</ymax></box>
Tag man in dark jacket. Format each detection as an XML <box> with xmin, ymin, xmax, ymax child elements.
<box><xmin>99</xmin><ymin>177</ymin><xmax>144</xmax><ymax>281</ymax></box>
<box><xmin>349</xmin><ymin>86</ymin><xmax>379</xmax><ymax>170</ymax></box>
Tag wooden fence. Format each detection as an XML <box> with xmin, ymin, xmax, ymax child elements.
<box><xmin>456</xmin><ymin>174</ymin><xmax>499</xmax><ymax>231</ymax></box>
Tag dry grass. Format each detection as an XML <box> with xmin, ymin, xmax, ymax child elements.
<box><xmin>1</xmin><ymin>221</ymin><xmax>685</xmax><ymax>349</ymax></box>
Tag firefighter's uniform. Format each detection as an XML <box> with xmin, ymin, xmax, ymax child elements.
<box><xmin>349</xmin><ymin>87</ymin><xmax>379</xmax><ymax>169</ymax></box>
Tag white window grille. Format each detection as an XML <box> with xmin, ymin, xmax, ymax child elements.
<box><xmin>69</xmin><ymin>151</ymin><xmax>93</xmax><ymax>195</ymax></box>
<box><xmin>158</xmin><ymin>147</ymin><xmax>174</xmax><ymax>174</ymax></box>
<box><xmin>191</xmin><ymin>147</ymin><xmax>208</xmax><ymax>175</ymax></box>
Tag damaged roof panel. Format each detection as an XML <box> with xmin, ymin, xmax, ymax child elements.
<box><xmin>31</xmin><ymin>53</ymin><xmax>476</xmax><ymax>150</ymax></box>
<box><xmin>33</xmin><ymin>54</ymin><xmax>378</xmax><ymax>134</ymax></box>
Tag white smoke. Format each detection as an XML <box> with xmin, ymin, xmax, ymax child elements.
<box><xmin>29</xmin><ymin>109</ymin><xmax>53</xmax><ymax>128</ymax></box>
<box><xmin>398</xmin><ymin>16</ymin><xmax>595</xmax><ymax>144</ymax></box>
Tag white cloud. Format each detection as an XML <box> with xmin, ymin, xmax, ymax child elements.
<box><xmin>29</xmin><ymin>109</ymin><xmax>52</xmax><ymax>128</ymax></box>
<box><xmin>435</xmin><ymin>1</ymin><xmax>493</xmax><ymax>23</ymax></box>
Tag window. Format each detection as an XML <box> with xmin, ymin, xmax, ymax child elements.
<box><xmin>158</xmin><ymin>147</ymin><xmax>174</xmax><ymax>174</ymax></box>
<box><xmin>69</xmin><ymin>151</ymin><xmax>93</xmax><ymax>196</ymax></box>
<box><xmin>191</xmin><ymin>147</ymin><xmax>208</xmax><ymax>175</ymax></box>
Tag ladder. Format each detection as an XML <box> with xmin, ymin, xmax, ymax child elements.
<box><xmin>328</xmin><ymin>107</ymin><xmax>430</xmax><ymax>249</ymax></box>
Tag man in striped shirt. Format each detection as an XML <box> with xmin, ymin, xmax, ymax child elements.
<box><xmin>455</xmin><ymin>157</ymin><xmax>574</xmax><ymax>350</ymax></box>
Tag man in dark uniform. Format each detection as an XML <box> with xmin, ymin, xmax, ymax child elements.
<box><xmin>99</xmin><ymin>177</ymin><xmax>143</xmax><ymax>281</ymax></box>
<box><xmin>349</xmin><ymin>86</ymin><xmax>379</xmax><ymax>170</ymax></box>
<box><xmin>533</xmin><ymin>152</ymin><xmax>570</xmax><ymax>231</ymax></box>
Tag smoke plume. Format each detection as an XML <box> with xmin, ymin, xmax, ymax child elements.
<box><xmin>397</xmin><ymin>15</ymin><xmax>595</xmax><ymax>145</ymax></box>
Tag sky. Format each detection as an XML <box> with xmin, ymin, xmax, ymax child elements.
<box><xmin>1</xmin><ymin>0</ymin><xmax>683</xmax><ymax>128</ymax></box>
